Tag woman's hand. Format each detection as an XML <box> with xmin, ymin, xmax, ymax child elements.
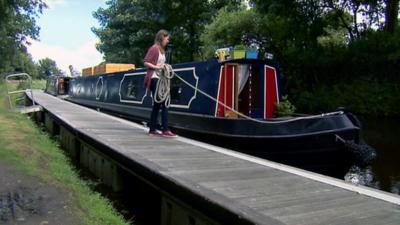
<box><xmin>156</xmin><ymin>64</ymin><xmax>166</xmax><ymax>70</ymax></box>
<box><xmin>144</xmin><ymin>62</ymin><xmax>163</xmax><ymax>70</ymax></box>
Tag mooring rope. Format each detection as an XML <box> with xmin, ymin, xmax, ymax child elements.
<box><xmin>157</xmin><ymin>64</ymin><xmax>344</xmax><ymax>124</ymax></box>
<box><xmin>153</xmin><ymin>64</ymin><xmax>174</xmax><ymax>107</ymax></box>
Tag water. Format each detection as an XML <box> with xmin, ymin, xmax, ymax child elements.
<box><xmin>347</xmin><ymin>116</ymin><xmax>400</xmax><ymax>194</ymax></box>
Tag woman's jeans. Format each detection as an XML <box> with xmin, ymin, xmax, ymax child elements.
<box><xmin>149</xmin><ymin>78</ymin><xmax>168</xmax><ymax>132</ymax></box>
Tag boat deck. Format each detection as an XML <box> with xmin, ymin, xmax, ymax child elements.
<box><xmin>27</xmin><ymin>90</ymin><xmax>400</xmax><ymax>225</ymax></box>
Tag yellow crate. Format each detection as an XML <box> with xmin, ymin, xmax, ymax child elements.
<box><xmin>93</xmin><ymin>64</ymin><xmax>135</xmax><ymax>75</ymax></box>
<box><xmin>82</xmin><ymin>67</ymin><xmax>93</xmax><ymax>76</ymax></box>
<box><xmin>233</xmin><ymin>50</ymin><xmax>245</xmax><ymax>59</ymax></box>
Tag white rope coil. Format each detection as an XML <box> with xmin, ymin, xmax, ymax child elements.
<box><xmin>153</xmin><ymin>64</ymin><xmax>174</xmax><ymax>107</ymax></box>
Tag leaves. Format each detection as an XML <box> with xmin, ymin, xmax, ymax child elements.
<box><xmin>37</xmin><ymin>58</ymin><xmax>64</xmax><ymax>79</ymax></box>
<box><xmin>276</xmin><ymin>95</ymin><xmax>296</xmax><ymax>117</ymax></box>
<box><xmin>0</xmin><ymin>0</ymin><xmax>46</xmax><ymax>77</ymax></box>
<box><xmin>92</xmin><ymin>0</ymin><xmax>241</xmax><ymax>64</ymax></box>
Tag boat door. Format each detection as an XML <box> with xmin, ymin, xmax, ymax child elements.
<box><xmin>264</xmin><ymin>65</ymin><xmax>279</xmax><ymax>118</ymax></box>
<box><xmin>216</xmin><ymin>63</ymin><xmax>239</xmax><ymax>118</ymax></box>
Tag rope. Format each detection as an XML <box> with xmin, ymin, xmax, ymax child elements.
<box><xmin>153</xmin><ymin>64</ymin><xmax>174</xmax><ymax>107</ymax></box>
<box><xmin>157</xmin><ymin>64</ymin><xmax>344</xmax><ymax>124</ymax></box>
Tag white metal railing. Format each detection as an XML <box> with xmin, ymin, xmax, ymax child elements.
<box><xmin>5</xmin><ymin>73</ymin><xmax>41</xmax><ymax>113</ymax></box>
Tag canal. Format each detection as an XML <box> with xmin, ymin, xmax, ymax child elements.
<box><xmin>352</xmin><ymin>116</ymin><xmax>400</xmax><ymax>194</ymax></box>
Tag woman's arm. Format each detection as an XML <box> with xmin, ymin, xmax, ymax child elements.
<box><xmin>144</xmin><ymin>62</ymin><xmax>163</xmax><ymax>70</ymax></box>
<box><xmin>144</xmin><ymin>45</ymin><xmax>163</xmax><ymax>70</ymax></box>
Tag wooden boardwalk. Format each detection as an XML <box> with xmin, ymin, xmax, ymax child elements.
<box><xmin>28</xmin><ymin>90</ymin><xmax>400</xmax><ymax>225</ymax></box>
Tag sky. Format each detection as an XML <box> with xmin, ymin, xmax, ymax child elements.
<box><xmin>27</xmin><ymin>0</ymin><xmax>107</xmax><ymax>74</ymax></box>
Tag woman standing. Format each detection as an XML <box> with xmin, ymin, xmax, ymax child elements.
<box><xmin>144</xmin><ymin>29</ymin><xmax>177</xmax><ymax>137</ymax></box>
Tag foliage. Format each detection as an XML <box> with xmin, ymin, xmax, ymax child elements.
<box><xmin>200</xmin><ymin>6</ymin><xmax>263</xmax><ymax>57</ymax></box>
<box><xmin>276</xmin><ymin>95</ymin><xmax>296</xmax><ymax>117</ymax></box>
<box><xmin>253</xmin><ymin>0</ymin><xmax>398</xmax><ymax>39</ymax></box>
<box><xmin>37</xmin><ymin>57</ymin><xmax>64</xmax><ymax>78</ymax></box>
<box><xmin>92</xmin><ymin>0</ymin><xmax>242</xmax><ymax>65</ymax></box>
<box><xmin>0</xmin><ymin>0</ymin><xmax>46</xmax><ymax>78</ymax></box>
<box><xmin>31</xmin><ymin>79</ymin><xmax>46</xmax><ymax>89</ymax></box>
<box><xmin>0</xmin><ymin>49</ymin><xmax>39</xmax><ymax>78</ymax></box>
<box><xmin>292</xmin><ymin>79</ymin><xmax>400</xmax><ymax>116</ymax></box>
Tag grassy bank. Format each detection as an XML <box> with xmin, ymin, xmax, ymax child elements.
<box><xmin>31</xmin><ymin>79</ymin><xmax>47</xmax><ymax>89</ymax></box>
<box><xmin>0</xmin><ymin>81</ymin><xmax>131</xmax><ymax>225</ymax></box>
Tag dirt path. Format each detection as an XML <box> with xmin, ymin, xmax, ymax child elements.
<box><xmin>0</xmin><ymin>160</ymin><xmax>78</xmax><ymax>225</ymax></box>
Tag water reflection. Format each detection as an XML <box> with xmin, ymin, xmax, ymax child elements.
<box><xmin>346</xmin><ymin>116</ymin><xmax>400</xmax><ymax>195</ymax></box>
<box><xmin>344</xmin><ymin>166</ymin><xmax>380</xmax><ymax>189</ymax></box>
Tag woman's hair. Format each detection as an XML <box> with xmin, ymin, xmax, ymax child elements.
<box><xmin>154</xmin><ymin>29</ymin><xmax>170</xmax><ymax>45</ymax></box>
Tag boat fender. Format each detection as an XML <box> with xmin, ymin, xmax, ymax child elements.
<box><xmin>335</xmin><ymin>135</ymin><xmax>377</xmax><ymax>167</ymax></box>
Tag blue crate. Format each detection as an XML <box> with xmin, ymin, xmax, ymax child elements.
<box><xmin>246</xmin><ymin>50</ymin><xmax>258</xmax><ymax>59</ymax></box>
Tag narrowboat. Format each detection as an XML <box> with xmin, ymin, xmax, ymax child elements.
<box><xmin>45</xmin><ymin>75</ymin><xmax>70</xmax><ymax>96</ymax></box>
<box><xmin>50</xmin><ymin>58</ymin><xmax>375</xmax><ymax>173</ymax></box>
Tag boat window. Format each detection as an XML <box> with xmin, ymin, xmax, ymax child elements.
<box><xmin>238</xmin><ymin>64</ymin><xmax>250</xmax><ymax>94</ymax></box>
<box><xmin>119</xmin><ymin>74</ymin><xmax>146</xmax><ymax>103</ymax></box>
<box><xmin>170</xmin><ymin>77</ymin><xmax>182</xmax><ymax>104</ymax></box>
<box><xmin>167</xmin><ymin>68</ymin><xmax>198</xmax><ymax>108</ymax></box>
<box><xmin>126</xmin><ymin>77</ymin><xmax>140</xmax><ymax>100</ymax></box>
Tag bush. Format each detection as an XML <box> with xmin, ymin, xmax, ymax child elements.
<box><xmin>290</xmin><ymin>80</ymin><xmax>400</xmax><ymax>116</ymax></box>
<box><xmin>276</xmin><ymin>95</ymin><xmax>296</xmax><ymax>117</ymax></box>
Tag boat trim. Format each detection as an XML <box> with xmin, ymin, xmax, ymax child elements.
<box><xmin>118</xmin><ymin>67</ymin><xmax>199</xmax><ymax>109</ymax></box>
<box><xmin>214</xmin><ymin>66</ymin><xmax>224</xmax><ymax>116</ymax></box>
<box><xmin>95</xmin><ymin>76</ymin><xmax>103</xmax><ymax>100</ymax></box>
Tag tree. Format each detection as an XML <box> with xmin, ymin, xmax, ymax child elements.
<box><xmin>201</xmin><ymin>0</ymin><xmax>400</xmax><ymax>116</ymax></box>
<box><xmin>37</xmin><ymin>58</ymin><xmax>64</xmax><ymax>79</ymax></box>
<box><xmin>0</xmin><ymin>0</ymin><xmax>46</xmax><ymax>76</ymax></box>
<box><xmin>92</xmin><ymin>0</ymin><xmax>241</xmax><ymax>65</ymax></box>
<box><xmin>200</xmin><ymin>7</ymin><xmax>265</xmax><ymax>57</ymax></box>
<box><xmin>253</xmin><ymin>0</ymin><xmax>399</xmax><ymax>40</ymax></box>
<box><xmin>384</xmin><ymin>0</ymin><xmax>399</xmax><ymax>33</ymax></box>
<box><xmin>201</xmin><ymin>3</ymin><xmax>330</xmax><ymax>67</ymax></box>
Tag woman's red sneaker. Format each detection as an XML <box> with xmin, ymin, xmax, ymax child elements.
<box><xmin>148</xmin><ymin>130</ymin><xmax>162</xmax><ymax>136</ymax></box>
<box><xmin>162</xmin><ymin>130</ymin><xmax>177</xmax><ymax>137</ymax></box>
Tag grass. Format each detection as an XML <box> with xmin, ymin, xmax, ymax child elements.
<box><xmin>31</xmin><ymin>79</ymin><xmax>47</xmax><ymax>90</ymax></box>
<box><xmin>0</xmin><ymin>81</ymin><xmax>131</xmax><ymax>225</ymax></box>
<box><xmin>1</xmin><ymin>78</ymin><xmax>47</xmax><ymax>108</ymax></box>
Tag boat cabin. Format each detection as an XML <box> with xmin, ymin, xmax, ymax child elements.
<box><xmin>215</xmin><ymin>60</ymin><xmax>281</xmax><ymax>119</ymax></box>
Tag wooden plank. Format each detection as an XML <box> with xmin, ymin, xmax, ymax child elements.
<box><xmin>170</xmin><ymin>166</ymin><xmax>278</xmax><ymax>184</ymax></box>
<box><xmin>120</xmin><ymin>147</ymin><xmax>223</xmax><ymax>159</ymax></box>
<box><xmin>93</xmin><ymin>132</ymin><xmax>149</xmax><ymax>139</ymax></box>
<box><xmin>73</xmin><ymin>122</ymin><xmax>135</xmax><ymax>129</ymax></box>
<box><xmin>237</xmin><ymin>186</ymin><xmax>351</xmax><ymax>210</ymax></box>
<box><xmin>200</xmin><ymin>175</ymin><xmax>338</xmax><ymax>200</ymax></box>
<box><xmin>150</xmin><ymin>156</ymin><xmax>256</xmax><ymax>171</ymax></box>
<box><xmin>83</xmin><ymin>128</ymin><xmax>144</xmax><ymax>135</ymax></box>
<box><xmin>271</xmin><ymin>198</ymin><xmax>400</xmax><ymax>225</ymax></box>
<box><xmin>147</xmin><ymin>152</ymin><xmax>230</xmax><ymax>162</ymax></box>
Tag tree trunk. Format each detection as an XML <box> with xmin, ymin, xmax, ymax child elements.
<box><xmin>384</xmin><ymin>0</ymin><xmax>399</xmax><ymax>33</ymax></box>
